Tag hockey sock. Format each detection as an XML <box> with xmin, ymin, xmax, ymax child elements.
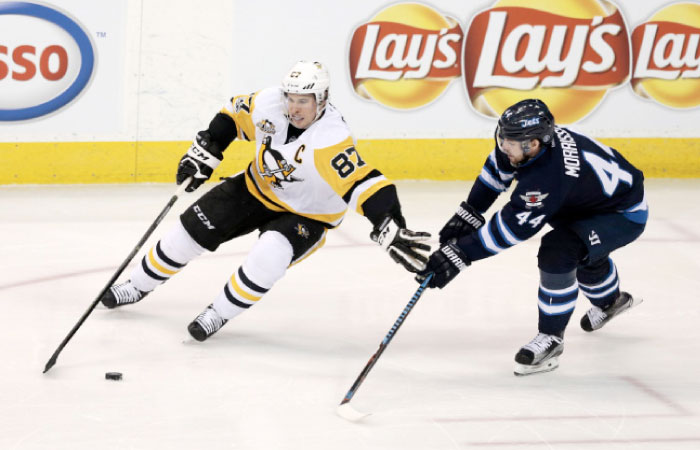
<box><xmin>577</xmin><ymin>257</ymin><xmax>620</xmax><ymax>308</ymax></box>
<box><xmin>130</xmin><ymin>221</ymin><xmax>206</xmax><ymax>292</ymax></box>
<box><xmin>213</xmin><ymin>231</ymin><xmax>293</xmax><ymax>320</ymax></box>
<box><xmin>537</xmin><ymin>269</ymin><xmax>578</xmax><ymax>336</ymax></box>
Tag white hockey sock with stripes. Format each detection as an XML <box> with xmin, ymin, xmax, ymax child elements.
<box><xmin>130</xmin><ymin>221</ymin><xmax>206</xmax><ymax>292</ymax></box>
<box><xmin>212</xmin><ymin>231</ymin><xmax>293</xmax><ymax>320</ymax></box>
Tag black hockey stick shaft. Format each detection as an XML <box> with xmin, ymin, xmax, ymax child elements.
<box><xmin>339</xmin><ymin>273</ymin><xmax>433</xmax><ymax>405</ymax></box>
<box><xmin>43</xmin><ymin>179</ymin><xmax>192</xmax><ymax>373</ymax></box>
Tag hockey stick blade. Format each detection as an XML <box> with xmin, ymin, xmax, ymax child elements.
<box><xmin>336</xmin><ymin>274</ymin><xmax>432</xmax><ymax>421</ymax></box>
<box><xmin>336</xmin><ymin>403</ymin><xmax>371</xmax><ymax>422</ymax></box>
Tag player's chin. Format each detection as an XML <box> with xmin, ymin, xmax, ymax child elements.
<box><xmin>290</xmin><ymin>117</ymin><xmax>308</xmax><ymax>128</ymax></box>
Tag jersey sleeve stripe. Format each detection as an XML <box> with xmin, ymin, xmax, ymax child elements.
<box><xmin>495</xmin><ymin>210</ymin><xmax>522</xmax><ymax>246</ymax></box>
<box><xmin>342</xmin><ymin>169</ymin><xmax>382</xmax><ymax>203</ymax></box>
<box><xmin>477</xmin><ymin>222</ymin><xmax>505</xmax><ymax>254</ymax></box>
<box><xmin>350</xmin><ymin>176</ymin><xmax>390</xmax><ymax>215</ymax></box>
<box><xmin>478</xmin><ymin>168</ymin><xmax>507</xmax><ymax>192</ymax></box>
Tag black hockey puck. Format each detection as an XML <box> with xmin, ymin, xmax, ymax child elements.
<box><xmin>105</xmin><ymin>372</ymin><xmax>123</xmax><ymax>381</ymax></box>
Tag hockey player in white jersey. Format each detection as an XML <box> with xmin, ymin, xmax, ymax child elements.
<box><xmin>100</xmin><ymin>61</ymin><xmax>431</xmax><ymax>341</ymax></box>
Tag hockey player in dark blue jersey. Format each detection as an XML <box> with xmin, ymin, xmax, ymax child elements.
<box><xmin>417</xmin><ymin>99</ymin><xmax>648</xmax><ymax>376</ymax></box>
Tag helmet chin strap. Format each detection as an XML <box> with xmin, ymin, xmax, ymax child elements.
<box><xmin>313</xmin><ymin>101</ymin><xmax>327</xmax><ymax>122</ymax></box>
<box><xmin>511</xmin><ymin>140</ymin><xmax>533</xmax><ymax>167</ymax></box>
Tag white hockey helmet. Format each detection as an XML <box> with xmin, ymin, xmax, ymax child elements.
<box><xmin>282</xmin><ymin>60</ymin><xmax>330</xmax><ymax>121</ymax></box>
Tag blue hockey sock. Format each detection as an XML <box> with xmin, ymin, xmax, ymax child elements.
<box><xmin>578</xmin><ymin>258</ymin><xmax>620</xmax><ymax>308</ymax></box>
<box><xmin>537</xmin><ymin>270</ymin><xmax>578</xmax><ymax>337</ymax></box>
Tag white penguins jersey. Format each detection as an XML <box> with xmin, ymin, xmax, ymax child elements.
<box><xmin>221</xmin><ymin>87</ymin><xmax>391</xmax><ymax>227</ymax></box>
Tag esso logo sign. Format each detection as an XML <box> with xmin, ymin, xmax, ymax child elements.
<box><xmin>463</xmin><ymin>0</ymin><xmax>630</xmax><ymax>124</ymax></box>
<box><xmin>631</xmin><ymin>2</ymin><xmax>700</xmax><ymax>109</ymax></box>
<box><xmin>0</xmin><ymin>2</ymin><xmax>95</xmax><ymax>121</ymax></box>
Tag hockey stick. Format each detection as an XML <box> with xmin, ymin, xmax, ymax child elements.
<box><xmin>43</xmin><ymin>179</ymin><xmax>192</xmax><ymax>373</ymax></box>
<box><xmin>336</xmin><ymin>273</ymin><xmax>433</xmax><ymax>421</ymax></box>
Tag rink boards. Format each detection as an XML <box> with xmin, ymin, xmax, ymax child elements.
<box><xmin>2</xmin><ymin>137</ymin><xmax>699</xmax><ymax>184</ymax></box>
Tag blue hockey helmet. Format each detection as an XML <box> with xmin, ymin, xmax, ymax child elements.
<box><xmin>496</xmin><ymin>99</ymin><xmax>555</xmax><ymax>148</ymax></box>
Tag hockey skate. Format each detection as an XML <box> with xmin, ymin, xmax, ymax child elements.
<box><xmin>100</xmin><ymin>281</ymin><xmax>148</xmax><ymax>309</ymax></box>
<box><xmin>580</xmin><ymin>291</ymin><xmax>642</xmax><ymax>332</ymax></box>
<box><xmin>187</xmin><ymin>304</ymin><xmax>228</xmax><ymax>342</ymax></box>
<box><xmin>514</xmin><ymin>333</ymin><xmax>564</xmax><ymax>376</ymax></box>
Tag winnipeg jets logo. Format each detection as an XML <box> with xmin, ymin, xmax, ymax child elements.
<box><xmin>521</xmin><ymin>117</ymin><xmax>540</xmax><ymax>128</ymax></box>
<box><xmin>519</xmin><ymin>191</ymin><xmax>549</xmax><ymax>209</ymax></box>
<box><xmin>258</xmin><ymin>137</ymin><xmax>302</xmax><ymax>189</ymax></box>
<box><xmin>256</xmin><ymin>119</ymin><xmax>276</xmax><ymax>134</ymax></box>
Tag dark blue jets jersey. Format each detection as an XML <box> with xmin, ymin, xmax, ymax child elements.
<box><xmin>457</xmin><ymin>127</ymin><xmax>647</xmax><ymax>262</ymax></box>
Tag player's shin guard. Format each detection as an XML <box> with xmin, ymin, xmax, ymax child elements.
<box><xmin>188</xmin><ymin>231</ymin><xmax>294</xmax><ymax>341</ymax></box>
<box><xmin>130</xmin><ymin>221</ymin><xmax>206</xmax><ymax>293</ymax></box>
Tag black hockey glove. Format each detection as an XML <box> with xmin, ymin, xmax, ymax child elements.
<box><xmin>416</xmin><ymin>243</ymin><xmax>470</xmax><ymax>289</ymax></box>
<box><xmin>439</xmin><ymin>201</ymin><xmax>485</xmax><ymax>245</ymax></box>
<box><xmin>371</xmin><ymin>216</ymin><xmax>431</xmax><ymax>273</ymax></box>
<box><xmin>176</xmin><ymin>131</ymin><xmax>223</xmax><ymax>192</ymax></box>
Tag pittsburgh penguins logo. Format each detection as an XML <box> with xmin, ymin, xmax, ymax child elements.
<box><xmin>258</xmin><ymin>137</ymin><xmax>303</xmax><ymax>189</ymax></box>
<box><xmin>256</xmin><ymin>119</ymin><xmax>276</xmax><ymax>134</ymax></box>
<box><xmin>296</xmin><ymin>223</ymin><xmax>310</xmax><ymax>239</ymax></box>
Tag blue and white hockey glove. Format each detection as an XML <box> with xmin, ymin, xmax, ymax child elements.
<box><xmin>176</xmin><ymin>131</ymin><xmax>223</xmax><ymax>192</ymax></box>
<box><xmin>371</xmin><ymin>216</ymin><xmax>431</xmax><ymax>273</ymax></box>
<box><xmin>416</xmin><ymin>243</ymin><xmax>470</xmax><ymax>289</ymax></box>
<box><xmin>439</xmin><ymin>202</ymin><xmax>485</xmax><ymax>245</ymax></box>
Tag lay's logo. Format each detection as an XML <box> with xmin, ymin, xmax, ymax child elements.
<box><xmin>348</xmin><ymin>3</ymin><xmax>463</xmax><ymax>110</ymax></box>
<box><xmin>463</xmin><ymin>0</ymin><xmax>631</xmax><ymax>124</ymax></box>
<box><xmin>0</xmin><ymin>2</ymin><xmax>95</xmax><ymax>121</ymax></box>
<box><xmin>632</xmin><ymin>3</ymin><xmax>700</xmax><ymax>108</ymax></box>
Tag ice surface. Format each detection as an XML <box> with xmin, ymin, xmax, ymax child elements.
<box><xmin>1</xmin><ymin>180</ymin><xmax>699</xmax><ymax>450</ymax></box>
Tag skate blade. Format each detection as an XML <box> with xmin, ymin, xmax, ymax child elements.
<box><xmin>336</xmin><ymin>403</ymin><xmax>371</xmax><ymax>422</ymax></box>
<box><xmin>514</xmin><ymin>357</ymin><xmax>560</xmax><ymax>376</ymax></box>
<box><xmin>629</xmin><ymin>296</ymin><xmax>644</xmax><ymax>309</ymax></box>
<box><xmin>182</xmin><ymin>335</ymin><xmax>198</xmax><ymax>345</ymax></box>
